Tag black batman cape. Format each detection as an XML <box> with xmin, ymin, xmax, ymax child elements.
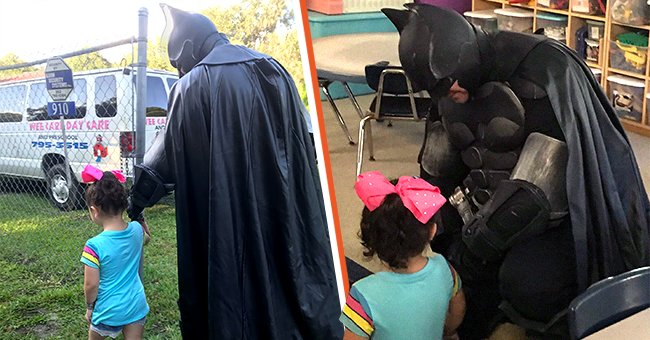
<box><xmin>158</xmin><ymin>41</ymin><xmax>341</xmax><ymax>339</ymax></box>
<box><xmin>478</xmin><ymin>31</ymin><xmax>650</xmax><ymax>290</ymax></box>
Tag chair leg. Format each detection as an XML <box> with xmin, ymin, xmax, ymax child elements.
<box><xmin>342</xmin><ymin>82</ymin><xmax>365</xmax><ymax>119</ymax></box>
<box><xmin>356</xmin><ymin>115</ymin><xmax>373</xmax><ymax>177</ymax></box>
<box><xmin>366</xmin><ymin>118</ymin><xmax>375</xmax><ymax>161</ymax></box>
<box><xmin>322</xmin><ymin>83</ymin><xmax>355</xmax><ymax>145</ymax></box>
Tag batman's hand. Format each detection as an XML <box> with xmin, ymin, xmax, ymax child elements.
<box><xmin>127</xmin><ymin>196</ymin><xmax>145</xmax><ymax>222</ymax></box>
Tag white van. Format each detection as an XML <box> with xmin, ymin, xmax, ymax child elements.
<box><xmin>0</xmin><ymin>68</ymin><xmax>178</xmax><ymax>210</ymax></box>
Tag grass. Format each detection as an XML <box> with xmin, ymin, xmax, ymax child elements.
<box><xmin>0</xmin><ymin>192</ymin><xmax>181</xmax><ymax>339</ymax></box>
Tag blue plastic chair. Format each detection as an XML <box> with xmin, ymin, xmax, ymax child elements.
<box><xmin>568</xmin><ymin>266</ymin><xmax>650</xmax><ymax>339</ymax></box>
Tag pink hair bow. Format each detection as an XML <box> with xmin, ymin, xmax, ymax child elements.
<box><xmin>81</xmin><ymin>164</ymin><xmax>126</xmax><ymax>184</ymax></box>
<box><xmin>354</xmin><ymin>171</ymin><xmax>446</xmax><ymax>224</ymax></box>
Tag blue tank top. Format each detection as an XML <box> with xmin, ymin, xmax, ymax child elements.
<box><xmin>80</xmin><ymin>221</ymin><xmax>149</xmax><ymax>326</ymax></box>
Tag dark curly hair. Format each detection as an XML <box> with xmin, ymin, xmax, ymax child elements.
<box><xmin>85</xmin><ymin>172</ymin><xmax>128</xmax><ymax>216</ymax></box>
<box><xmin>359</xmin><ymin>179</ymin><xmax>438</xmax><ymax>269</ymax></box>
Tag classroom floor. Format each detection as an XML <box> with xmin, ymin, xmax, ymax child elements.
<box><xmin>320</xmin><ymin>93</ymin><xmax>650</xmax><ymax>339</ymax></box>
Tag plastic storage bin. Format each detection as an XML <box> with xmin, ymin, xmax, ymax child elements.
<box><xmin>591</xmin><ymin>68</ymin><xmax>602</xmax><ymax>81</ymax></box>
<box><xmin>536</xmin><ymin>13</ymin><xmax>568</xmax><ymax>42</ymax></box>
<box><xmin>609</xmin><ymin>33</ymin><xmax>648</xmax><ymax>74</ymax></box>
<box><xmin>572</xmin><ymin>0</ymin><xmax>606</xmax><ymax>15</ymax></box>
<box><xmin>646</xmin><ymin>92</ymin><xmax>650</xmax><ymax>124</ymax></box>
<box><xmin>607</xmin><ymin>75</ymin><xmax>644</xmax><ymax>122</ymax></box>
<box><xmin>538</xmin><ymin>0</ymin><xmax>569</xmax><ymax>9</ymax></box>
<box><xmin>586</xmin><ymin>39</ymin><xmax>600</xmax><ymax>62</ymax></box>
<box><xmin>586</xmin><ymin>20</ymin><xmax>605</xmax><ymax>40</ymax></box>
<box><xmin>464</xmin><ymin>10</ymin><xmax>498</xmax><ymax>33</ymax></box>
<box><xmin>307</xmin><ymin>0</ymin><xmax>411</xmax><ymax>15</ymax></box>
<box><xmin>575</xmin><ymin>25</ymin><xmax>589</xmax><ymax>59</ymax></box>
<box><xmin>611</xmin><ymin>0</ymin><xmax>650</xmax><ymax>26</ymax></box>
<box><xmin>415</xmin><ymin>0</ymin><xmax>471</xmax><ymax>13</ymax></box>
<box><xmin>494</xmin><ymin>8</ymin><xmax>534</xmax><ymax>33</ymax></box>
<box><xmin>645</xmin><ymin>93</ymin><xmax>650</xmax><ymax>125</ymax></box>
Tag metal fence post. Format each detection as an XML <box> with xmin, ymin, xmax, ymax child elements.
<box><xmin>60</xmin><ymin>113</ymin><xmax>72</xmax><ymax>189</ymax></box>
<box><xmin>135</xmin><ymin>7</ymin><xmax>148</xmax><ymax>167</ymax></box>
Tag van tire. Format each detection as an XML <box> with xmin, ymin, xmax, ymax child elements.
<box><xmin>46</xmin><ymin>164</ymin><xmax>84</xmax><ymax>211</ymax></box>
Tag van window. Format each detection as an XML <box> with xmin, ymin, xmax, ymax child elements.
<box><xmin>147</xmin><ymin>76</ymin><xmax>167</xmax><ymax>117</ymax></box>
<box><xmin>26</xmin><ymin>79</ymin><xmax>87</xmax><ymax>121</ymax></box>
<box><xmin>71</xmin><ymin>79</ymin><xmax>88</xmax><ymax>118</ymax></box>
<box><xmin>0</xmin><ymin>85</ymin><xmax>26</xmax><ymax>123</ymax></box>
<box><xmin>95</xmin><ymin>75</ymin><xmax>117</xmax><ymax>117</ymax></box>
<box><xmin>26</xmin><ymin>82</ymin><xmax>47</xmax><ymax>121</ymax></box>
<box><xmin>166</xmin><ymin>77</ymin><xmax>177</xmax><ymax>90</ymax></box>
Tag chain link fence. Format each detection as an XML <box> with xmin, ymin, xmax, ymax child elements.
<box><xmin>0</xmin><ymin>10</ymin><xmax>180</xmax><ymax>337</ymax></box>
<box><xmin>0</xmin><ymin>33</ymin><xmax>177</xmax><ymax>214</ymax></box>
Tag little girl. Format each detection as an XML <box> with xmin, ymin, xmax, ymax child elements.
<box><xmin>340</xmin><ymin>171</ymin><xmax>466</xmax><ymax>340</ymax></box>
<box><xmin>79</xmin><ymin>165</ymin><xmax>149</xmax><ymax>340</ymax></box>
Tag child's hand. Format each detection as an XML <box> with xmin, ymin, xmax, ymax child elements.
<box><xmin>85</xmin><ymin>308</ymin><xmax>93</xmax><ymax>323</ymax></box>
<box><xmin>443</xmin><ymin>333</ymin><xmax>459</xmax><ymax>340</ymax></box>
<box><xmin>144</xmin><ymin>231</ymin><xmax>151</xmax><ymax>246</ymax></box>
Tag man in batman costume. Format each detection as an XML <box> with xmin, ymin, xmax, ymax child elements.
<box><xmin>382</xmin><ymin>4</ymin><xmax>650</xmax><ymax>338</ymax></box>
<box><xmin>126</xmin><ymin>5</ymin><xmax>342</xmax><ymax>339</ymax></box>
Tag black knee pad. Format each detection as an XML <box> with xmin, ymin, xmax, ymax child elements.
<box><xmin>499</xmin><ymin>226</ymin><xmax>577</xmax><ymax>322</ymax></box>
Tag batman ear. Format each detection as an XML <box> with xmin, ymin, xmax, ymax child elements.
<box><xmin>403</xmin><ymin>3</ymin><xmax>417</xmax><ymax>10</ymax></box>
<box><xmin>381</xmin><ymin>8</ymin><xmax>411</xmax><ymax>33</ymax></box>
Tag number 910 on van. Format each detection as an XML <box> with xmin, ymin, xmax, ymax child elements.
<box><xmin>0</xmin><ymin>68</ymin><xmax>178</xmax><ymax>210</ymax></box>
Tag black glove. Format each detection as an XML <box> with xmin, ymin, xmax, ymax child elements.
<box><xmin>127</xmin><ymin>196</ymin><xmax>145</xmax><ymax>222</ymax></box>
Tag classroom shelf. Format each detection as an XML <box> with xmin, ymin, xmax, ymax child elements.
<box><xmin>472</xmin><ymin>0</ymin><xmax>650</xmax><ymax>136</ymax></box>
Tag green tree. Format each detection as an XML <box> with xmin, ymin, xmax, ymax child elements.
<box><xmin>202</xmin><ymin>0</ymin><xmax>308</xmax><ymax>106</ymax></box>
<box><xmin>117</xmin><ymin>38</ymin><xmax>175</xmax><ymax>72</ymax></box>
<box><xmin>0</xmin><ymin>53</ymin><xmax>37</xmax><ymax>79</ymax></box>
<box><xmin>257</xmin><ymin>29</ymin><xmax>308</xmax><ymax>104</ymax></box>
<box><xmin>147</xmin><ymin>38</ymin><xmax>175</xmax><ymax>72</ymax></box>
<box><xmin>202</xmin><ymin>0</ymin><xmax>292</xmax><ymax>49</ymax></box>
<box><xmin>64</xmin><ymin>51</ymin><xmax>111</xmax><ymax>72</ymax></box>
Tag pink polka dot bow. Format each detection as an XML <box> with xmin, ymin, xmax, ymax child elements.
<box><xmin>81</xmin><ymin>164</ymin><xmax>126</xmax><ymax>184</ymax></box>
<box><xmin>354</xmin><ymin>171</ymin><xmax>446</xmax><ymax>224</ymax></box>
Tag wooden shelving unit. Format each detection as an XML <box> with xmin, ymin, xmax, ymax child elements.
<box><xmin>472</xmin><ymin>0</ymin><xmax>650</xmax><ymax>136</ymax></box>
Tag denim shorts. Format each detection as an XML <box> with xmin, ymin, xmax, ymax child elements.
<box><xmin>90</xmin><ymin>316</ymin><xmax>146</xmax><ymax>338</ymax></box>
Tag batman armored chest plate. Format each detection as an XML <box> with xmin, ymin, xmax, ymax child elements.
<box><xmin>439</xmin><ymin>82</ymin><xmax>526</xmax><ymax>206</ymax></box>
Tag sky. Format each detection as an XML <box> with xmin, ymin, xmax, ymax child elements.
<box><xmin>0</xmin><ymin>0</ymin><xmax>242</xmax><ymax>62</ymax></box>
